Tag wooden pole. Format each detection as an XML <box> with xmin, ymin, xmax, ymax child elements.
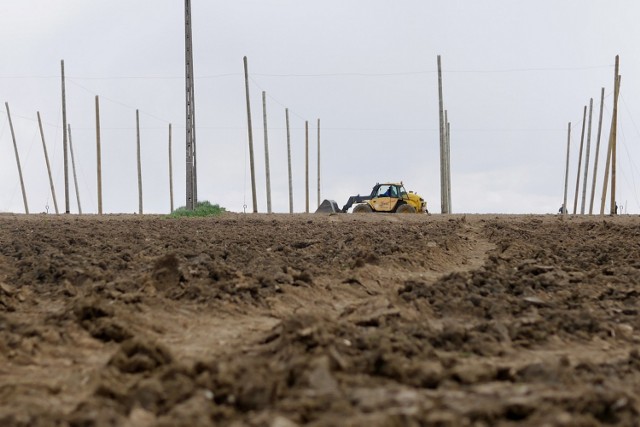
<box><xmin>444</xmin><ymin>110</ymin><xmax>448</xmax><ymax>213</ymax></box>
<box><xmin>610</xmin><ymin>57</ymin><xmax>620</xmax><ymax>215</ymax></box>
<box><xmin>136</xmin><ymin>110</ymin><xmax>143</xmax><ymax>214</ymax></box>
<box><xmin>317</xmin><ymin>118</ymin><xmax>321</xmax><ymax>208</ymax></box>
<box><xmin>589</xmin><ymin>88</ymin><xmax>605</xmax><ymax>215</ymax></box>
<box><xmin>572</xmin><ymin>105</ymin><xmax>587</xmax><ymax>214</ymax></box>
<box><xmin>37</xmin><ymin>111</ymin><xmax>59</xmax><ymax>214</ymax></box>
<box><xmin>61</xmin><ymin>60</ymin><xmax>70</xmax><ymax>214</ymax></box>
<box><xmin>305</xmin><ymin>120</ymin><xmax>309</xmax><ymax>213</ymax></box>
<box><xmin>562</xmin><ymin>122</ymin><xmax>571</xmax><ymax>216</ymax></box>
<box><xmin>600</xmin><ymin>65</ymin><xmax>621</xmax><ymax>215</ymax></box>
<box><xmin>169</xmin><ymin>123</ymin><xmax>174</xmax><ymax>213</ymax></box>
<box><xmin>600</xmin><ymin>118</ymin><xmax>613</xmax><ymax>215</ymax></box>
<box><xmin>286</xmin><ymin>108</ymin><xmax>293</xmax><ymax>214</ymax></box>
<box><xmin>580</xmin><ymin>98</ymin><xmax>593</xmax><ymax>214</ymax></box>
<box><xmin>262</xmin><ymin>91</ymin><xmax>272</xmax><ymax>213</ymax></box>
<box><xmin>243</xmin><ymin>56</ymin><xmax>258</xmax><ymax>213</ymax></box>
<box><xmin>5</xmin><ymin>103</ymin><xmax>29</xmax><ymax>214</ymax></box>
<box><xmin>446</xmin><ymin>119</ymin><xmax>451</xmax><ymax>213</ymax></box>
<box><xmin>67</xmin><ymin>124</ymin><xmax>82</xmax><ymax>214</ymax></box>
<box><xmin>437</xmin><ymin>55</ymin><xmax>447</xmax><ymax>214</ymax></box>
<box><xmin>95</xmin><ymin>96</ymin><xmax>103</xmax><ymax>215</ymax></box>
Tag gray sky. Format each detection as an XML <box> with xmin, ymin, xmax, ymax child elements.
<box><xmin>1</xmin><ymin>1</ymin><xmax>639</xmax><ymax>214</ymax></box>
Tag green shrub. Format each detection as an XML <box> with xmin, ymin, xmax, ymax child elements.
<box><xmin>168</xmin><ymin>201</ymin><xmax>226</xmax><ymax>218</ymax></box>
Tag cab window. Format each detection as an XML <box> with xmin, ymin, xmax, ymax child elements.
<box><xmin>377</xmin><ymin>185</ymin><xmax>399</xmax><ymax>198</ymax></box>
<box><xmin>377</xmin><ymin>185</ymin><xmax>391</xmax><ymax>197</ymax></box>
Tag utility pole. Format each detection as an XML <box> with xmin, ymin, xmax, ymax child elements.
<box><xmin>573</xmin><ymin>105</ymin><xmax>587</xmax><ymax>214</ymax></box>
<box><xmin>243</xmin><ymin>56</ymin><xmax>258</xmax><ymax>213</ymax></box>
<box><xmin>286</xmin><ymin>108</ymin><xmax>293</xmax><ymax>214</ymax></box>
<box><xmin>95</xmin><ymin>96</ymin><xmax>103</xmax><ymax>215</ymax></box>
<box><xmin>184</xmin><ymin>0</ymin><xmax>197</xmax><ymax>210</ymax></box>
<box><xmin>5</xmin><ymin>103</ymin><xmax>29</xmax><ymax>214</ymax></box>
<box><xmin>262</xmin><ymin>91</ymin><xmax>272</xmax><ymax>213</ymax></box>
<box><xmin>37</xmin><ymin>112</ymin><xmax>59</xmax><ymax>214</ymax></box>
<box><xmin>61</xmin><ymin>60</ymin><xmax>70</xmax><ymax>214</ymax></box>
<box><xmin>562</xmin><ymin>122</ymin><xmax>571</xmax><ymax>216</ymax></box>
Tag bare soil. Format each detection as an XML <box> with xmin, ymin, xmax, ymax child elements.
<box><xmin>1</xmin><ymin>213</ymin><xmax>640</xmax><ymax>426</ymax></box>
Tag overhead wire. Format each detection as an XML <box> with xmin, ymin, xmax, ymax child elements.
<box><xmin>248</xmin><ymin>75</ymin><xmax>308</xmax><ymax>123</ymax></box>
<box><xmin>67</xmin><ymin>78</ymin><xmax>175</xmax><ymax>126</ymax></box>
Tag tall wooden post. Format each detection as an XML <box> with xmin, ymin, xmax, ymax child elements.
<box><xmin>286</xmin><ymin>108</ymin><xmax>293</xmax><ymax>214</ymax></box>
<box><xmin>184</xmin><ymin>0</ymin><xmax>197</xmax><ymax>210</ymax></box>
<box><xmin>437</xmin><ymin>55</ymin><xmax>447</xmax><ymax>214</ymax></box>
<box><xmin>600</xmin><ymin>105</ymin><xmax>613</xmax><ymax>214</ymax></box>
<box><xmin>5</xmin><ymin>103</ymin><xmax>29</xmax><ymax>214</ymax></box>
<box><xmin>600</xmin><ymin>60</ymin><xmax>621</xmax><ymax>215</ymax></box>
<box><xmin>95</xmin><ymin>96</ymin><xmax>103</xmax><ymax>215</ymax></box>
<box><xmin>589</xmin><ymin>88</ymin><xmax>605</xmax><ymax>215</ymax></box>
<box><xmin>580</xmin><ymin>98</ymin><xmax>593</xmax><ymax>214</ymax></box>
<box><xmin>262</xmin><ymin>91</ymin><xmax>272</xmax><ymax>213</ymax></box>
<box><xmin>610</xmin><ymin>57</ymin><xmax>620</xmax><ymax>215</ymax></box>
<box><xmin>243</xmin><ymin>56</ymin><xmax>258</xmax><ymax>213</ymax></box>
<box><xmin>67</xmin><ymin>124</ymin><xmax>82</xmax><ymax>214</ymax></box>
<box><xmin>446</xmin><ymin>119</ymin><xmax>451</xmax><ymax>213</ymax></box>
<box><xmin>136</xmin><ymin>110</ymin><xmax>143</xmax><ymax>214</ymax></box>
<box><xmin>305</xmin><ymin>120</ymin><xmax>309</xmax><ymax>213</ymax></box>
<box><xmin>61</xmin><ymin>60</ymin><xmax>70</xmax><ymax>214</ymax></box>
<box><xmin>317</xmin><ymin>118</ymin><xmax>321</xmax><ymax>208</ymax></box>
<box><xmin>169</xmin><ymin>123</ymin><xmax>174</xmax><ymax>213</ymax></box>
<box><xmin>444</xmin><ymin>110</ymin><xmax>451</xmax><ymax>213</ymax></box>
<box><xmin>562</xmin><ymin>122</ymin><xmax>571</xmax><ymax>216</ymax></box>
<box><xmin>37</xmin><ymin>112</ymin><xmax>59</xmax><ymax>214</ymax></box>
<box><xmin>573</xmin><ymin>105</ymin><xmax>587</xmax><ymax>214</ymax></box>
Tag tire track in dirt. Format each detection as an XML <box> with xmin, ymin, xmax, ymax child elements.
<box><xmin>152</xmin><ymin>216</ymin><xmax>498</xmax><ymax>366</ymax></box>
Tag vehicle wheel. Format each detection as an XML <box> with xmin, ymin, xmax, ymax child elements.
<box><xmin>396</xmin><ymin>204</ymin><xmax>416</xmax><ymax>213</ymax></box>
<box><xmin>353</xmin><ymin>204</ymin><xmax>373</xmax><ymax>213</ymax></box>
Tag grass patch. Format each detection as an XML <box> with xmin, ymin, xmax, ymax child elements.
<box><xmin>168</xmin><ymin>200</ymin><xmax>226</xmax><ymax>218</ymax></box>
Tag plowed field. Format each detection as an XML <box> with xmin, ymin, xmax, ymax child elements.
<box><xmin>1</xmin><ymin>213</ymin><xmax>639</xmax><ymax>426</ymax></box>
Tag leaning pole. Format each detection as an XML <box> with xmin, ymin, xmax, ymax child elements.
<box><xmin>37</xmin><ymin>111</ymin><xmax>59</xmax><ymax>214</ymax></box>
<box><xmin>562</xmin><ymin>122</ymin><xmax>571</xmax><ymax>216</ymax></box>
<box><xmin>244</xmin><ymin>56</ymin><xmax>258</xmax><ymax>213</ymax></box>
<box><xmin>5</xmin><ymin>103</ymin><xmax>29</xmax><ymax>214</ymax></box>
<box><xmin>61</xmin><ymin>60</ymin><xmax>70</xmax><ymax>214</ymax></box>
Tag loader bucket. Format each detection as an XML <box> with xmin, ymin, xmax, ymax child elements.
<box><xmin>315</xmin><ymin>199</ymin><xmax>341</xmax><ymax>213</ymax></box>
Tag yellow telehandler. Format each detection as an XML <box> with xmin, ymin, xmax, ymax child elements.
<box><xmin>316</xmin><ymin>182</ymin><xmax>428</xmax><ymax>214</ymax></box>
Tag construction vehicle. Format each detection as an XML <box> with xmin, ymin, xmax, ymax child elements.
<box><xmin>316</xmin><ymin>182</ymin><xmax>428</xmax><ymax>214</ymax></box>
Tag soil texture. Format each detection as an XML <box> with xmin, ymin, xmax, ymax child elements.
<box><xmin>1</xmin><ymin>213</ymin><xmax>640</xmax><ymax>426</ymax></box>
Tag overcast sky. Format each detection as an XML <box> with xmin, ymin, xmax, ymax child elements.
<box><xmin>1</xmin><ymin>1</ymin><xmax>639</xmax><ymax>215</ymax></box>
